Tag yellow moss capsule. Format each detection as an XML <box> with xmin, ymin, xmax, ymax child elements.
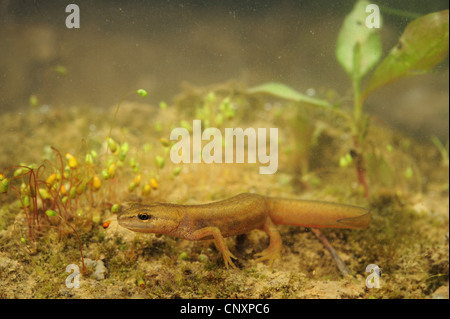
<box><xmin>85</xmin><ymin>153</ymin><xmax>94</xmax><ymax>166</ymax></box>
<box><xmin>111</xmin><ymin>204</ymin><xmax>119</xmax><ymax>213</ymax></box>
<box><xmin>39</xmin><ymin>188</ymin><xmax>52</xmax><ymax>201</ymax></box>
<box><xmin>28</xmin><ymin>184</ymin><xmax>36</xmax><ymax>198</ymax></box>
<box><xmin>107</xmin><ymin>138</ymin><xmax>118</xmax><ymax>153</ymax></box>
<box><xmin>142</xmin><ymin>184</ymin><xmax>151</xmax><ymax>196</ymax></box>
<box><xmin>159</xmin><ymin>101</ymin><xmax>167</xmax><ymax>110</ymax></box>
<box><xmin>160</xmin><ymin>137</ymin><xmax>170</xmax><ymax>147</ymax></box>
<box><xmin>179</xmin><ymin>252</ymin><xmax>188</xmax><ymax>260</ymax></box>
<box><xmin>29</xmin><ymin>94</ymin><xmax>39</xmax><ymax>107</ymax></box>
<box><xmin>45</xmin><ymin>209</ymin><xmax>58</xmax><ymax>217</ymax></box>
<box><xmin>63</xmin><ymin>166</ymin><xmax>70</xmax><ymax>179</ymax></box>
<box><xmin>121</xmin><ymin>142</ymin><xmax>129</xmax><ymax>154</ymax></box>
<box><xmin>60</xmin><ymin>184</ymin><xmax>67</xmax><ymax>196</ymax></box>
<box><xmin>172</xmin><ymin>167</ymin><xmax>181</xmax><ymax>176</ymax></box>
<box><xmin>137</xmin><ymin>89</ymin><xmax>148</xmax><ymax>97</ymax></box>
<box><xmin>21</xmin><ymin>195</ymin><xmax>30</xmax><ymax>208</ymax></box>
<box><xmin>14</xmin><ymin>168</ymin><xmax>23</xmax><ymax>177</ymax></box>
<box><xmin>20</xmin><ymin>182</ymin><xmax>28</xmax><ymax>195</ymax></box>
<box><xmin>133</xmin><ymin>174</ymin><xmax>141</xmax><ymax>187</ymax></box>
<box><xmin>65</xmin><ymin>153</ymin><xmax>78</xmax><ymax>169</ymax></box>
<box><xmin>108</xmin><ymin>164</ymin><xmax>116</xmax><ymax>179</ymax></box>
<box><xmin>129</xmin><ymin>157</ymin><xmax>137</xmax><ymax>168</ymax></box>
<box><xmin>46</xmin><ymin>173</ymin><xmax>57</xmax><ymax>187</ymax></box>
<box><xmin>92</xmin><ymin>176</ymin><xmax>102</xmax><ymax>192</ymax></box>
<box><xmin>137</xmin><ymin>277</ymin><xmax>145</xmax><ymax>288</ymax></box>
<box><xmin>0</xmin><ymin>177</ymin><xmax>9</xmax><ymax>193</ymax></box>
<box><xmin>75</xmin><ymin>183</ymin><xmax>86</xmax><ymax>195</ymax></box>
<box><xmin>150</xmin><ymin>178</ymin><xmax>159</xmax><ymax>190</ymax></box>
<box><xmin>155</xmin><ymin>156</ymin><xmax>165</xmax><ymax>169</ymax></box>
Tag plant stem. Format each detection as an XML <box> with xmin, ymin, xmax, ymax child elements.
<box><xmin>352</xmin><ymin>79</ymin><xmax>361</xmax><ymax>135</ymax></box>
<box><xmin>352</xmin><ymin>44</ymin><xmax>369</xmax><ymax>198</ymax></box>
<box><xmin>352</xmin><ymin>145</ymin><xmax>369</xmax><ymax>198</ymax></box>
<box><xmin>352</xmin><ymin>44</ymin><xmax>363</xmax><ymax>138</ymax></box>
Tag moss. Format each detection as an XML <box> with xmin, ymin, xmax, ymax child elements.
<box><xmin>0</xmin><ymin>81</ymin><xmax>448</xmax><ymax>299</ymax></box>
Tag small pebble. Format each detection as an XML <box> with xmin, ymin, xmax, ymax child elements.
<box><xmin>83</xmin><ymin>258</ymin><xmax>108</xmax><ymax>280</ymax></box>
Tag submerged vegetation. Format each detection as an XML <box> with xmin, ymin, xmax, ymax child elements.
<box><xmin>0</xmin><ymin>89</ymin><xmax>178</xmax><ymax>272</ymax></box>
<box><xmin>249</xmin><ymin>2</ymin><xmax>449</xmax><ymax>197</ymax></box>
<box><xmin>0</xmin><ymin>3</ymin><xmax>448</xmax><ymax>299</ymax></box>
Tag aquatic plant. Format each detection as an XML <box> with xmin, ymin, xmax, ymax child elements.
<box><xmin>0</xmin><ymin>154</ymin><xmax>86</xmax><ymax>270</ymax></box>
<box><xmin>336</xmin><ymin>2</ymin><xmax>448</xmax><ymax>197</ymax></box>
<box><xmin>249</xmin><ymin>3</ymin><xmax>449</xmax><ymax>196</ymax></box>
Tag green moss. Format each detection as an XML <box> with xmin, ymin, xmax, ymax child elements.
<box><xmin>0</xmin><ymin>204</ymin><xmax>15</xmax><ymax>231</ymax></box>
<box><xmin>0</xmin><ymin>77</ymin><xmax>447</xmax><ymax>299</ymax></box>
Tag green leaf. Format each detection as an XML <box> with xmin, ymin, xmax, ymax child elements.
<box><xmin>247</xmin><ymin>82</ymin><xmax>332</xmax><ymax>108</ymax></box>
<box><xmin>336</xmin><ymin>0</ymin><xmax>382</xmax><ymax>80</ymax></box>
<box><xmin>363</xmin><ymin>10</ymin><xmax>449</xmax><ymax>99</ymax></box>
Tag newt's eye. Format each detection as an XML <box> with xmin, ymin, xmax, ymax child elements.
<box><xmin>138</xmin><ymin>212</ymin><xmax>152</xmax><ymax>221</ymax></box>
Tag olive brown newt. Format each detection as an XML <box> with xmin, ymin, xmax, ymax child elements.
<box><xmin>117</xmin><ymin>193</ymin><xmax>370</xmax><ymax>268</ymax></box>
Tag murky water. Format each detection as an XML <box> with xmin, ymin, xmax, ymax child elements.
<box><xmin>0</xmin><ymin>1</ymin><xmax>448</xmax><ymax>300</ymax></box>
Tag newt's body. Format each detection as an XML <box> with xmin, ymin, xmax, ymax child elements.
<box><xmin>118</xmin><ymin>193</ymin><xmax>370</xmax><ymax>268</ymax></box>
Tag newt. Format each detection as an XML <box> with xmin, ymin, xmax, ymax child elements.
<box><xmin>118</xmin><ymin>193</ymin><xmax>370</xmax><ymax>268</ymax></box>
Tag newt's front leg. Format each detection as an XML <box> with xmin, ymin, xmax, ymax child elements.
<box><xmin>254</xmin><ymin>217</ymin><xmax>282</xmax><ymax>267</ymax></box>
<box><xmin>191</xmin><ymin>226</ymin><xmax>238</xmax><ymax>269</ymax></box>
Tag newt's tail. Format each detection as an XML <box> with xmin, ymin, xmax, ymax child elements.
<box><xmin>267</xmin><ymin>197</ymin><xmax>370</xmax><ymax>229</ymax></box>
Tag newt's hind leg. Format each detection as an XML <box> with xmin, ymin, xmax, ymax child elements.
<box><xmin>254</xmin><ymin>217</ymin><xmax>282</xmax><ymax>267</ymax></box>
<box><xmin>310</xmin><ymin>228</ymin><xmax>350</xmax><ymax>276</ymax></box>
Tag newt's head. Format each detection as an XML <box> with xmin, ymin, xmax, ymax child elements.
<box><xmin>118</xmin><ymin>203</ymin><xmax>181</xmax><ymax>235</ymax></box>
